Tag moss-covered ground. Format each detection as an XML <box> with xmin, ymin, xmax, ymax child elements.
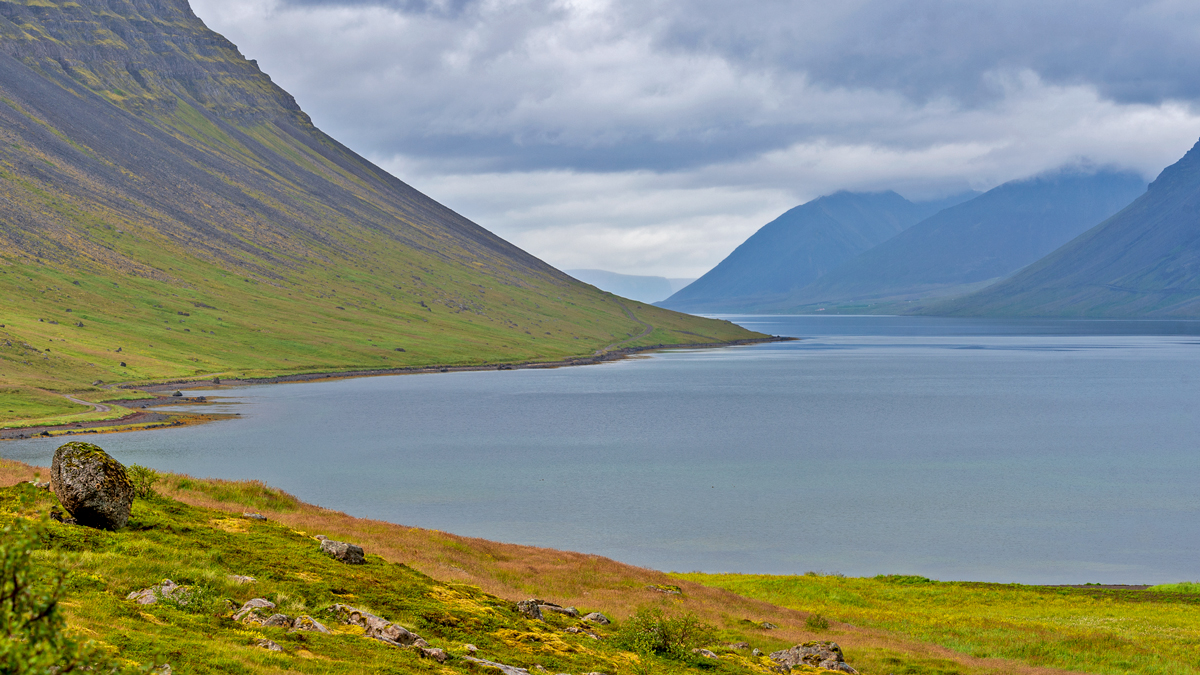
<box><xmin>677</xmin><ymin>573</ymin><xmax>1200</xmax><ymax>675</ymax></box>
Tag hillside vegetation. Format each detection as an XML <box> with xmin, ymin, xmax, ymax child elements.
<box><xmin>1</xmin><ymin>456</ymin><xmax>1158</xmax><ymax>675</ymax></box>
<box><xmin>0</xmin><ymin>0</ymin><xmax>760</xmax><ymax>426</ymax></box>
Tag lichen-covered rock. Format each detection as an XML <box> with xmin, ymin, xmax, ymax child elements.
<box><xmin>126</xmin><ymin>579</ymin><xmax>189</xmax><ymax>605</ymax></box>
<box><xmin>319</xmin><ymin>537</ymin><xmax>365</xmax><ymax>564</ymax></box>
<box><xmin>538</xmin><ymin>603</ymin><xmax>580</xmax><ymax>618</ymax></box>
<box><xmin>516</xmin><ymin>599</ymin><xmax>543</xmax><ymax>620</ymax></box>
<box><xmin>255</xmin><ymin>638</ymin><xmax>283</xmax><ymax>651</ymax></box>
<box><xmin>327</xmin><ymin>603</ymin><xmax>426</xmax><ymax>646</ymax></box>
<box><xmin>50</xmin><ymin>442</ymin><xmax>134</xmax><ymax>529</ymax></box>
<box><xmin>463</xmin><ymin>656</ymin><xmax>531</xmax><ymax>675</ymax></box>
<box><xmin>290</xmin><ymin>615</ymin><xmax>331</xmax><ymax>633</ymax></box>
<box><xmin>262</xmin><ymin>613</ymin><xmax>292</xmax><ymax>628</ymax></box>
<box><xmin>233</xmin><ymin>598</ymin><xmax>276</xmax><ymax>623</ymax></box>
<box><xmin>419</xmin><ymin>647</ymin><xmax>448</xmax><ymax>663</ymax></box>
<box><xmin>770</xmin><ymin>641</ymin><xmax>858</xmax><ymax>674</ymax></box>
<box><xmin>582</xmin><ymin>612</ymin><xmax>610</xmax><ymax>625</ymax></box>
<box><xmin>692</xmin><ymin>649</ymin><xmax>718</xmax><ymax>658</ymax></box>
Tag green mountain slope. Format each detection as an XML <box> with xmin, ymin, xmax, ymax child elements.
<box><xmin>0</xmin><ymin>0</ymin><xmax>761</xmax><ymax>423</ymax></box>
<box><xmin>659</xmin><ymin>191</ymin><xmax>974</xmax><ymax>314</ymax></box>
<box><xmin>935</xmin><ymin>139</ymin><xmax>1200</xmax><ymax>317</ymax></box>
<box><xmin>776</xmin><ymin>169</ymin><xmax>1146</xmax><ymax>313</ymax></box>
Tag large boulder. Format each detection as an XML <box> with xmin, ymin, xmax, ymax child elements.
<box><xmin>770</xmin><ymin>641</ymin><xmax>858</xmax><ymax>674</ymax></box>
<box><xmin>317</xmin><ymin>535</ymin><xmax>365</xmax><ymax>564</ymax></box>
<box><xmin>50</xmin><ymin>442</ymin><xmax>134</xmax><ymax>529</ymax></box>
<box><xmin>327</xmin><ymin>604</ymin><xmax>428</xmax><ymax>647</ymax></box>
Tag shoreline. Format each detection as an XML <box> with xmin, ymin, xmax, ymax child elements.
<box><xmin>1</xmin><ymin>335</ymin><xmax>793</xmax><ymax>439</ymax></box>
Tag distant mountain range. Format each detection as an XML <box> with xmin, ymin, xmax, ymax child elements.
<box><xmin>662</xmin><ymin>169</ymin><xmax>1149</xmax><ymax>315</ymax></box>
<box><xmin>937</xmin><ymin>140</ymin><xmax>1200</xmax><ymax>317</ymax></box>
<box><xmin>566</xmin><ymin>270</ymin><xmax>694</xmax><ymax>304</ymax></box>
<box><xmin>660</xmin><ymin>190</ymin><xmax>977</xmax><ymax>313</ymax></box>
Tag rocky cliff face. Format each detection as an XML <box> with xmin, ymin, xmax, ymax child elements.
<box><xmin>0</xmin><ymin>0</ymin><xmax>303</xmax><ymax>123</ymax></box>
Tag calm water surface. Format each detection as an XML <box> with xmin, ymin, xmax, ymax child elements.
<box><xmin>5</xmin><ymin>316</ymin><xmax>1199</xmax><ymax>584</ymax></box>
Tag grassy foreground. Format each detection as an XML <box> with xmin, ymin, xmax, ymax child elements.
<box><xmin>677</xmin><ymin>573</ymin><xmax>1200</xmax><ymax>675</ymax></box>
<box><xmin>0</xmin><ymin>457</ymin><xmax>1120</xmax><ymax>675</ymax></box>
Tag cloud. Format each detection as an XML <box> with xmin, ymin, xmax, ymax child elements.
<box><xmin>190</xmin><ymin>0</ymin><xmax>1200</xmax><ymax>276</ymax></box>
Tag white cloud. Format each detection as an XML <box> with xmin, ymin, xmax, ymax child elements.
<box><xmin>191</xmin><ymin>0</ymin><xmax>1200</xmax><ymax>277</ymax></box>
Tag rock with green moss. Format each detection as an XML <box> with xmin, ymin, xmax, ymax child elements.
<box><xmin>50</xmin><ymin>442</ymin><xmax>134</xmax><ymax>530</ymax></box>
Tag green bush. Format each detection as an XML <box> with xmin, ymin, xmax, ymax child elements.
<box><xmin>613</xmin><ymin>608</ymin><xmax>716</xmax><ymax>659</ymax></box>
<box><xmin>805</xmin><ymin>613</ymin><xmax>830</xmax><ymax>631</ymax></box>
<box><xmin>0</xmin><ymin>518</ymin><xmax>141</xmax><ymax>673</ymax></box>
<box><xmin>127</xmin><ymin>464</ymin><xmax>159</xmax><ymax>500</ymax></box>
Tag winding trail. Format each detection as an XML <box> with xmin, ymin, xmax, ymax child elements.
<box><xmin>593</xmin><ymin>298</ymin><xmax>655</xmax><ymax>356</ymax></box>
<box><xmin>61</xmin><ymin>394</ymin><xmax>111</xmax><ymax>414</ymax></box>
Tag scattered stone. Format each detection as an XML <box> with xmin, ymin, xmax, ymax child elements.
<box><xmin>50</xmin><ymin>442</ymin><xmax>134</xmax><ymax>530</ymax></box>
<box><xmin>539</xmin><ymin>604</ymin><xmax>580</xmax><ymax>618</ymax></box>
<box><xmin>328</xmin><ymin>604</ymin><xmax>428</xmax><ymax>647</ymax></box>
<box><xmin>646</xmin><ymin>584</ymin><xmax>682</xmax><ymax>595</ymax></box>
<box><xmin>126</xmin><ymin>579</ymin><xmax>189</xmax><ymax>605</ymax></box>
<box><xmin>48</xmin><ymin>507</ymin><xmax>75</xmax><ymax>524</ymax></box>
<box><xmin>564</xmin><ymin>626</ymin><xmax>582</xmax><ymax>634</ymax></box>
<box><xmin>154</xmin><ymin>665</ymin><xmax>172</xmax><ymax>675</ymax></box>
<box><xmin>171</xmin><ymin>391</ymin><xmax>183</xmax><ymax>397</ymax></box>
<box><xmin>27</xmin><ymin>480</ymin><xmax>50</xmax><ymax>490</ymax></box>
<box><xmin>752</xmin><ymin>648</ymin><xmax>763</xmax><ymax>657</ymax></box>
<box><xmin>242</xmin><ymin>512</ymin><xmax>267</xmax><ymax>521</ymax></box>
<box><xmin>290</xmin><ymin>615</ymin><xmax>331</xmax><ymax>633</ymax></box>
<box><xmin>262</xmin><ymin>613</ymin><xmax>293</xmax><ymax>628</ymax></box>
<box><xmin>516</xmin><ymin>599</ymin><xmax>544</xmax><ymax>620</ymax></box>
<box><xmin>581</xmin><ymin>611</ymin><xmax>610</xmax><ymax>625</ymax></box>
<box><xmin>759</xmin><ymin>622</ymin><xmax>778</xmax><ymax>629</ymax></box>
<box><xmin>320</xmin><ymin>538</ymin><xmax>365</xmax><ymax>564</ymax></box>
<box><xmin>770</xmin><ymin>641</ymin><xmax>858</xmax><ymax>674</ymax></box>
<box><xmin>692</xmin><ymin>649</ymin><xmax>718</xmax><ymax>658</ymax></box>
<box><xmin>419</xmin><ymin>647</ymin><xmax>448</xmax><ymax>663</ymax></box>
<box><xmin>255</xmin><ymin>638</ymin><xmax>283</xmax><ymax>651</ymax></box>
<box><xmin>228</xmin><ymin>575</ymin><xmax>256</xmax><ymax>584</ymax></box>
<box><xmin>726</xmin><ymin>642</ymin><xmax>751</xmax><ymax>649</ymax></box>
<box><xmin>463</xmin><ymin>656</ymin><xmax>531</xmax><ymax>675</ymax></box>
<box><xmin>463</xmin><ymin>644</ymin><xmax>478</xmax><ymax>654</ymax></box>
<box><xmin>233</xmin><ymin>598</ymin><xmax>276</xmax><ymax>622</ymax></box>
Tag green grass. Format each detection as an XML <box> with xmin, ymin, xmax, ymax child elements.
<box><xmin>677</xmin><ymin>572</ymin><xmax>1200</xmax><ymax>675</ymax></box>
<box><xmin>0</xmin><ymin>482</ymin><xmax>785</xmax><ymax>675</ymax></box>
<box><xmin>1147</xmin><ymin>582</ymin><xmax>1200</xmax><ymax>594</ymax></box>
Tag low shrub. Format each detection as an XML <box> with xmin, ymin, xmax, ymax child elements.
<box><xmin>612</xmin><ymin>608</ymin><xmax>716</xmax><ymax>659</ymax></box>
<box><xmin>805</xmin><ymin>613</ymin><xmax>830</xmax><ymax>631</ymax></box>
<box><xmin>127</xmin><ymin>464</ymin><xmax>159</xmax><ymax>500</ymax></box>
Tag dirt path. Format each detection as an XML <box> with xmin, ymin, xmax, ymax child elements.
<box><xmin>593</xmin><ymin>298</ymin><xmax>655</xmax><ymax>355</ymax></box>
<box><xmin>61</xmin><ymin>394</ymin><xmax>111</xmax><ymax>414</ymax></box>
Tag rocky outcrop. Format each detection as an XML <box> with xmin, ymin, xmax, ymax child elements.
<box><xmin>291</xmin><ymin>615</ymin><xmax>330</xmax><ymax>633</ymax></box>
<box><xmin>464</xmin><ymin>656</ymin><xmax>532</xmax><ymax>675</ymax></box>
<box><xmin>50</xmin><ymin>442</ymin><xmax>134</xmax><ymax>529</ymax></box>
<box><xmin>233</xmin><ymin>598</ymin><xmax>276</xmax><ymax>623</ymax></box>
<box><xmin>770</xmin><ymin>642</ymin><xmax>858</xmax><ymax>674</ymax></box>
<box><xmin>317</xmin><ymin>535</ymin><xmax>365</xmax><ymax>564</ymax></box>
<box><xmin>126</xmin><ymin>579</ymin><xmax>189</xmax><ymax>605</ymax></box>
<box><xmin>255</xmin><ymin>638</ymin><xmax>283</xmax><ymax>651</ymax></box>
<box><xmin>539</xmin><ymin>603</ymin><xmax>580</xmax><ymax>618</ymax></box>
<box><xmin>516</xmin><ymin>599</ymin><xmax>543</xmax><ymax>620</ymax></box>
<box><xmin>327</xmin><ymin>604</ymin><xmax>428</xmax><ymax>648</ymax></box>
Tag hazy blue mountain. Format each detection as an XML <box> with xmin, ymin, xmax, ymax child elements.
<box><xmin>566</xmin><ymin>269</ymin><xmax>695</xmax><ymax>303</ymax></box>
<box><xmin>936</xmin><ymin>140</ymin><xmax>1200</xmax><ymax>317</ymax></box>
<box><xmin>779</xmin><ymin>169</ymin><xmax>1147</xmax><ymax>311</ymax></box>
<box><xmin>659</xmin><ymin>190</ymin><xmax>976</xmax><ymax>313</ymax></box>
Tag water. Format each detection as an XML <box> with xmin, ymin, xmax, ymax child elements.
<box><xmin>5</xmin><ymin>316</ymin><xmax>1199</xmax><ymax>584</ymax></box>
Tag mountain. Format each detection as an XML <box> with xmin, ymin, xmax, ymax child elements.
<box><xmin>0</xmin><ymin>0</ymin><xmax>760</xmax><ymax>424</ymax></box>
<box><xmin>936</xmin><ymin>139</ymin><xmax>1200</xmax><ymax>317</ymax></box>
<box><xmin>777</xmin><ymin>169</ymin><xmax>1147</xmax><ymax>312</ymax></box>
<box><xmin>658</xmin><ymin>190</ymin><xmax>976</xmax><ymax>313</ymax></box>
<box><xmin>566</xmin><ymin>270</ymin><xmax>694</xmax><ymax>303</ymax></box>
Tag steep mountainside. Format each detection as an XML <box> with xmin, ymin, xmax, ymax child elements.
<box><xmin>937</xmin><ymin>139</ymin><xmax>1200</xmax><ymax>317</ymax></box>
<box><xmin>0</xmin><ymin>0</ymin><xmax>760</xmax><ymax>423</ymax></box>
<box><xmin>659</xmin><ymin>190</ymin><xmax>974</xmax><ymax>313</ymax></box>
<box><xmin>777</xmin><ymin>169</ymin><xmax>1146</xmax><ymax>312</ymax></box>
<box><xmin>565</xmin><ymin>270</ymin><xmax>692</xmax><ymax>304</ymax></box>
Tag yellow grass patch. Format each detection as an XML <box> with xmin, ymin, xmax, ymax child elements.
<box><xmin>209</xmin><ymin>517</ymin><xmax>249</xmax><ymax>533</ymax></box>
<box><xmin>492</xmin><ymin>628</ymin><xmax>578</xmax><ymax>655</ymax></box>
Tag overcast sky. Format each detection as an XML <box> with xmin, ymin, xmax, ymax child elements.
<box><xmin>192</xmin><ymin>0</ymin><xmax>1200</xmax><ymax>278</ymax></box>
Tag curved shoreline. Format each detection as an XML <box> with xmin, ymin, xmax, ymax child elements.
<box><xmin>2</xmin><ymin>335</ymin><xmax>794</xmax><ymax>439</ymax></box>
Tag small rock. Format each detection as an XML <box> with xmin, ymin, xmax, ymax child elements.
<box><xmin>126</xmin><ymin>579</ymin><xmax>187</xmax><ymax>605</ymax></box>
<box><xmin>233</xmin><ymin>598</ymin><xmax>276</xmax><ymax>622</ymax></box>
<box><xmin>255</xmin><ymin>638</ymin><xmax>283</xmax><ymax>651</ymax></box>
<box><xmin>290</xmin><ymin>615</ymin><xmax>331</xmax><ymax>633</ymax></box>
<box><xmin>420</xmin><ymin>647</ymin><xmax>449</xmax><ymax>663</ymax></box>
<box><xmin>463</xmin><ymin>656</ymin><xmax>531</xmax><ymax>675</ymax></box>
<box><xmin>582</xmin><ymin>612</ymin><xmax>610</xmax><ymax>625</ymax></box>
<box><xmin>463</xmin><ymin>644</ymin><xmax>478</xmax><ymax>654</ymax></box>
<box><xmin>27</xmin><ymin>481</ymin><xmax>50</xmax><ymax>490</ymax></box>
<box><xmin>320</xmin><ymin>538</ymin><xmax>365</xmax><ymax>564</ymax></box>
<box><xmin>48</xmin><ymin>507</ymin><xmax>75</xmax><ymax>525</ymax></box>
<box><xmin>564</xmin><ymin>626</ymin><xmax>582</xmax><ymax>634</ymax></box>
<box><xmin>516</xmin><ymin>599</ymin><xmax>543</xmax><ymax>620</ymax></box>
<box><xmin>171</xmin><ymin>391</ymin><xmax>183</xmax><ymax>397</ymax></box>
<box><xmin>770</xmin><ymin>641</ymin><xmax>858</xmax><ymax>674</ymax></box>
<box><xmin>154</xmin><ymin>666</ymin><xmax>172</xmax><ymax>675</ymax></box>
<box><xmin>646</xmin><ymin>584</ymin><xmax>682</xmax><ymax>595</ymax></box>
<box><xmin>752</xmin><ymin>648</ymin><xmax>763</xmax><ymax>657</ymax></box>
<box><xmin>262</xmin><ymin>613</ymin><xmax>292</xmax><ymax>627</ymax></box>
<box><xmin>539</xmin><ymin>604</ymin><xmax>580</xmax><ymax>618</ymax></box>
<box><xmin>242</xmin><ymin>512</ymin><xmax>267</xmax><ymax>521</ymax></box>
<box><xmin>228</xmin><ymin>575</ymin><xmax>256</xmax><ymax>584</ymax></box>
<box><xmin>50</xmin><ymin>442</ymin><xmax>134</xmax><ymax>530</ymax></box>
<box><xmin>692</xmin><ymin>649</ymin><xmax>718</xmax><ymax>658</ymax></box>
<box><xmin>727</xmin><ymin>642</ymin><xmax>750</xmax><ymax>649</ymax></box>
<box><xmin>759</xmin><ymin>622</ymin><xmax>778</xmax><ymax>629</ymax></box>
